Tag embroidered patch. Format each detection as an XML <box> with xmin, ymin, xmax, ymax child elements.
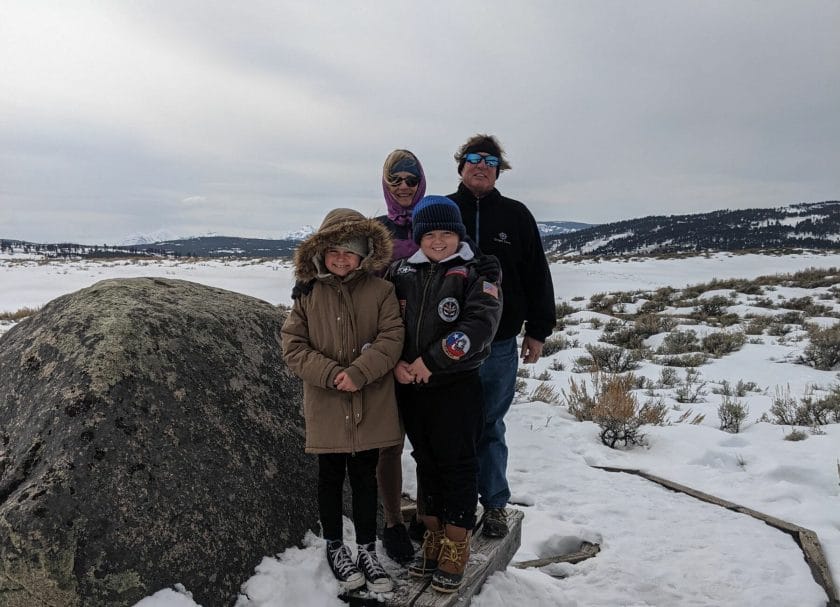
<box><xmin>442</xmin><ymin>331</ymin><xmax>471</xmax><ymax>360</ymax></box>
<box><xmin>445</xmin><ymin>266</ymin><xmax>468</xmax><ymax>278</ymax></box>
<box><xmin>396</xmin><ymin>264</ymin><xmax>416</xmax><ymax>275</ymax></box>
<box><xmin>482</xmin><ymin>281</ymin><xmax>499</xmax><ymax>299</ymax></box>
<box><xmin>438</xmin><ymin>297</ymin><xmax>460</xmax><ymax>322</ymax></box>
<box><xmin>493</xmin><ymin>232</ymin><xmax>511</xmax><ymax>245</ymax></box>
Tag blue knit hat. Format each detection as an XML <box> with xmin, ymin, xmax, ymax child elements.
<box><xmin>412</xmin><ymin>196</ymin><xmax>466</xmax><ymax>244</ymax></box>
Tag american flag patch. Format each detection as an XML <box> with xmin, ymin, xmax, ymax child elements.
<box><xmin>482</xmin><ymin>281</ymin><xmax>499</xmax><ymax>298</ymax></box>
<box><xmin>446</xmin><ymin>266</ymin><xmax>468</xmax><ymax>278</ymax></box>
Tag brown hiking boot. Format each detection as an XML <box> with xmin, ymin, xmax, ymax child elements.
<box><xmin>408</xmin><ymin>526</ymin><xmax>444</xmax><ymax>577</ymax></box>
<box><xmin>431</xmin><ymin>525</ymin><xmax>470</xmax><ymax>593</ymax></box>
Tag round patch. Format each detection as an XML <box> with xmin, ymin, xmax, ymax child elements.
<box><xmin>442</xmin><ymin>331</ymin><xmax>471</xmax><ymax>360</ymax></box>
<box><xmin>438</xmin><ymin>297</ymin><xmax>460</xmax><ymax>322</ymax></box>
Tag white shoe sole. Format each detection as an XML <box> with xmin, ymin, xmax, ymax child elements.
<box><xmin>340</xmin><ymin>573</ymin><xmax>365</xmax><ymax>592</ymax></box>
<box><xmin>366</xmin><ymin>577</ymin><xmax>394</xmax><ymax>593</ymax></box>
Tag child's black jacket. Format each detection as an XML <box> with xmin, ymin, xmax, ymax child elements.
<box><xmin>387</xmin><ymin>242</ymin><xmax>502</xmax><ymax>383</ymax></box>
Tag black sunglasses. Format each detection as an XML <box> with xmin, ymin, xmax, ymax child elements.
<box><xmin>388</xmin><ymin>175</ymin><xmax>420</xmax><ymax>187</ymax></box>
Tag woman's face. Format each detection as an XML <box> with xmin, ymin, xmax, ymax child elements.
<box><xmin>387</xmin><ymin>171</ymin><xmax>420</xmax><ymax>208</ymax></box>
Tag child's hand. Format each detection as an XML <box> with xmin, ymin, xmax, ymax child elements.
<box><xmin>407</xmin><ymin>357</ymin><xmax>432</xmax><ymax>384</ymax></box>
<box><xmin>334</xmin><ymin>371</ymin><xmax>359</xmax><ymax>392</ymax></box>
<box><xmin>394</xmin><ymin>360</ymin><xmax>415</xmax><ymax>384</ymax></box>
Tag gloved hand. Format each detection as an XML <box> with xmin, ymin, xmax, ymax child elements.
<box><xmin>291</xmin><ymin>279</ymin><xmax>314</xmax><ymax>300</ymax></box>
<box><xmin>475</xmin><ymin>254</ymin><xmax>501</xmax><ymax>283</ymax></box>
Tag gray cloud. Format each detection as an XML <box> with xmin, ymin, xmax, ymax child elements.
<box><xmin>1</xmin><ymin>1</ymin><xmax>838</xmax><ymax>243</ymax></box>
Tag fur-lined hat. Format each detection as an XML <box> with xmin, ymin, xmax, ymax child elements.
<box><xmin>293</xmin><ymin>208</ymin><xmax>393</xmax><ymax>281</ymax></box>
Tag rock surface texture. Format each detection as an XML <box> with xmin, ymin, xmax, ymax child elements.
<box><xmin>0</xmin><ymin>278</ymin><xmax>316</xmax><ymax>606</ymax></box>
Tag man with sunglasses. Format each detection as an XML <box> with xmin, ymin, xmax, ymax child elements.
<box><xmin>448</xmin><ymin>134</ymin><xmax>556</xmax><ymax>538</ymax></box>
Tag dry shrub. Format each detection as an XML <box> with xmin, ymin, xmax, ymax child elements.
<box><xmin>674</xmin><ymin>409</ymin><xmax>706</xmax><ymax>425</ymax></box>
<box><xmin>803</xmin><ymin>324</ymin><xmax>840</xmax><ymax>370</ymax></box>
<box><xmin>783</xmin><ymin>428</ymin><xmax>808</xmax><ymax>441</ymax></box>
<box><xmin>530</xmin><ymin>382</ymin><xmax>561</xmax><ymax>404</ymax></box>
<box><xmin>634</xmin><ymin>313</ymin><xmax>678</xmax><ymax>336</ymax></box>
<box><xmin>585</xmin><ymin>343</ymin><xmax>641</xmax><ymax>372</ymax></box>
<box><xmin>767</xmin><ymin>385</ymin><xmax>840</xmax><ymax>426</ymax></box>
<box><xmin>744</xmin><ymin>316</ymin><xmax>772</xmax><ymax>335</ymax></box>
<box><xmin>563</xmin><ymin>373</ymin><xmax>666</xmax><ymax>448</ymax></box>
<box><xmin>0</xmin><ymin>306</ymin><xmax>39</xmax><ymax>321</ymax></box>
<box><xmin>541</xmin><ymin>334</ymin><xmax>568</xmax><ymax>357</ymax></box>
<box><xmin>655</xmin><ymin>352</ymin><xmax>708</xmax><ymax>367</ymax></box>
<box><xmin>718</xmin><ymin>396</ymin><xmax>749</xmax><ymax>433</ymax></box>
<box><xmin>701</xmin><ymin>331</ymin><xmax>747</xmax><ymax>357</ymax></box>
<box><xmin>658</xmin><ymin>330</ymin><xmax>700</xmax><ymax>355</ymax></box>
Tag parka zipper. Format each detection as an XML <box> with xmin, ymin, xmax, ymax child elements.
<box><xmin>475</xmin><ymin>195</ymin><xmax>481</xmax><ymax>246</ymax></box>
<box><xmin>338</xmin><ymin>284</ymin><xmax>358</xmax><ymax>454</ymax></box>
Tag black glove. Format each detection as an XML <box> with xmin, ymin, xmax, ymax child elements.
<box><xmin>291</xmin><ymin>279</ymin><xmax>314</xmax><ymax>300</ymax></box>
<box><xmin>475</xmin><ymin>254</ymin><xmax>501</xmax><ymax>283</ymax></box>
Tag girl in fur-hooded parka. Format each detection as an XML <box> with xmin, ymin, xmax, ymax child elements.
<box><xmin>281</xmin><ymin>208</ymin><xmax>405</xmax><ymax>453</ymax></box>
<box><xmin>281</xmin><ymin>208</ymin><xmax>405</xmax><ymax>592</ymax></box>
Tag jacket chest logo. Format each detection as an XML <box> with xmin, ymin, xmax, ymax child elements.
<box><xmin>493</xmin><ymin>232</ymin><xmax>511</xmax><ymax>245</ymax></box>
<box><xmin>438</xmin><ymin>297</ymin><xmax>460</xmax><ymax>322</ymax></box>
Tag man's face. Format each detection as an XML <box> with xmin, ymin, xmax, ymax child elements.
<box><xmin>461</xmin><ymin>152</ymin><xmax>498</xmax><ymax>196</ymax></box>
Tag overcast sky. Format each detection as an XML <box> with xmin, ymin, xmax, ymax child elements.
<box><xmin>2</xmin><ymin>1</ymin><xmax>839</xmax><ymax>244</ymax></box>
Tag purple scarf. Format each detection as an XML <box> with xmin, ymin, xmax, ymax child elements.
<box><xmin>382</xmin><ymin>157</ymin><xmax>427</xmax><ymax>260</ymax></box>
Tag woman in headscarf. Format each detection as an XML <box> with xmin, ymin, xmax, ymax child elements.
<box><xmin>374</xmin><ymin>149</ymin><xmax>426</xmax><ymax>564</ymax></box>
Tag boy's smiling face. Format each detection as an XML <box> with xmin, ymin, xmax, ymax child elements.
<box><xmin>324</xmin><ymin>246</ymin><xmax>362</xmax><ymax>277</ymax></box>
<box><xmin>420</xmin><ymin>230</ymin><xmax>460</xmax><ymax>262</ymax></box>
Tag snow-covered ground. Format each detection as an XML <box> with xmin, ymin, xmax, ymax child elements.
<box><xmin>2</xmin><ymin>251</ymin><xmax>839</xmax><ymax>607</ymax></box>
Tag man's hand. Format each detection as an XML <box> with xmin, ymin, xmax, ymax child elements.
<box><xmin>334</xmin><ymin>371</ymin><xmax>359</xmax><ymax>392</ymax></box>
<box><xmin>520</xmin><ymin>336</ymin><xmax>544</xmax><ymax>364</ymax></box>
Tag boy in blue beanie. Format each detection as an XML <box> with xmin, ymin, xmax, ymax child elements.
<box><xmin>386</xmin><ymin>195</ymin><xmax>502</xmax><ymax>593</ymax></box>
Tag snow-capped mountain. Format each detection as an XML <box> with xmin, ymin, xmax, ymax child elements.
<box><xmin>279</xmin><ymin>226</ymin><xmax>316</xmax><ymax>240</ymax></box>
<box><xmin>537</xmin><ymin>221</ymin><xmax>593</xmax><ymax>236</ymax></box>
<box><xmin>120</xmin><ymin>230</ymin><xmax>188</xmax><ymax>246</ymax></box>
<box><xmin>545</xmin><ymin>200</ymin><xmax>840</xmax><ymax>257</ymax></box>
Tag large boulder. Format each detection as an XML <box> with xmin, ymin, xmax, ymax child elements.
<box><xmin>0</xmin><ymin>278</ymin><xmax>317</xmax><ymax>606</ymax></box>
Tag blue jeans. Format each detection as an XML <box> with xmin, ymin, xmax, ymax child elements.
<box><xmin>477</xmin><ymin>337</ymin><xmax>517</xmax><ymax>508</ymax></box>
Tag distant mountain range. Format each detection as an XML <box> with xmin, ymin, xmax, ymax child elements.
<box><xmin>544</xmin><ymin>201</ymin><xmax>840</xmax><ymax>257</ymax></box>
<box><xmin>2</xmin><ymin>221</ymin><xmax>593</xmax><ymax>259</ymax></box>
<box><xmin>7</xmin><ymin>201</ymin><xmax>840</xmax><ymax>260</ymax></box>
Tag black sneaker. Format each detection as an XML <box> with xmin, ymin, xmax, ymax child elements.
<box><xmin>481</xmin><ymin>508</ymin><xmax>509</xmax><ymax>538</ymax></box>
<box><xmin>326</xmin><ymin>540</ymin><xmax>364</xmax><ymax>591</ymax></box>
<box><xmin>382</xmin><ymin>523</ymin><xmax>415</xmax><ymax>565</ymax></box>
<box><xmin>356</xmin><ymin>542</ymin><xmax>393</xmax><ymax>593</ymax></box>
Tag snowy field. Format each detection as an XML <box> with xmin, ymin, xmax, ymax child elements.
<box><xmin>2</xmin><ymin>251</ymin><xmax>840</xmax><ymax>607</ymax></box>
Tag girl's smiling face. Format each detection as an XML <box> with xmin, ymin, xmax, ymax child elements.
<box><xmin>324</xmin><ymin>246</ymin><xmax>362</xmax><ymax>277</ymax></box>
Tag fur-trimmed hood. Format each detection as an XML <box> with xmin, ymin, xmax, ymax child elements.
<box><xmin>293</xmin><ymin>208</ymin><xmax>394</xmax><ymax>281</ymax></box>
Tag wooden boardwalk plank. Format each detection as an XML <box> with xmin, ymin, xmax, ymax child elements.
<box><xmin>344</xmin><ymin>509</ymin><xmax>523</xmax><ymax>607</ymax></box>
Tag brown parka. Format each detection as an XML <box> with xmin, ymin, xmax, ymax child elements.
<box><xmin>281</xmin><ymin>208</ymin><xmax>405</xmax><ymax>454</ymax></box>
